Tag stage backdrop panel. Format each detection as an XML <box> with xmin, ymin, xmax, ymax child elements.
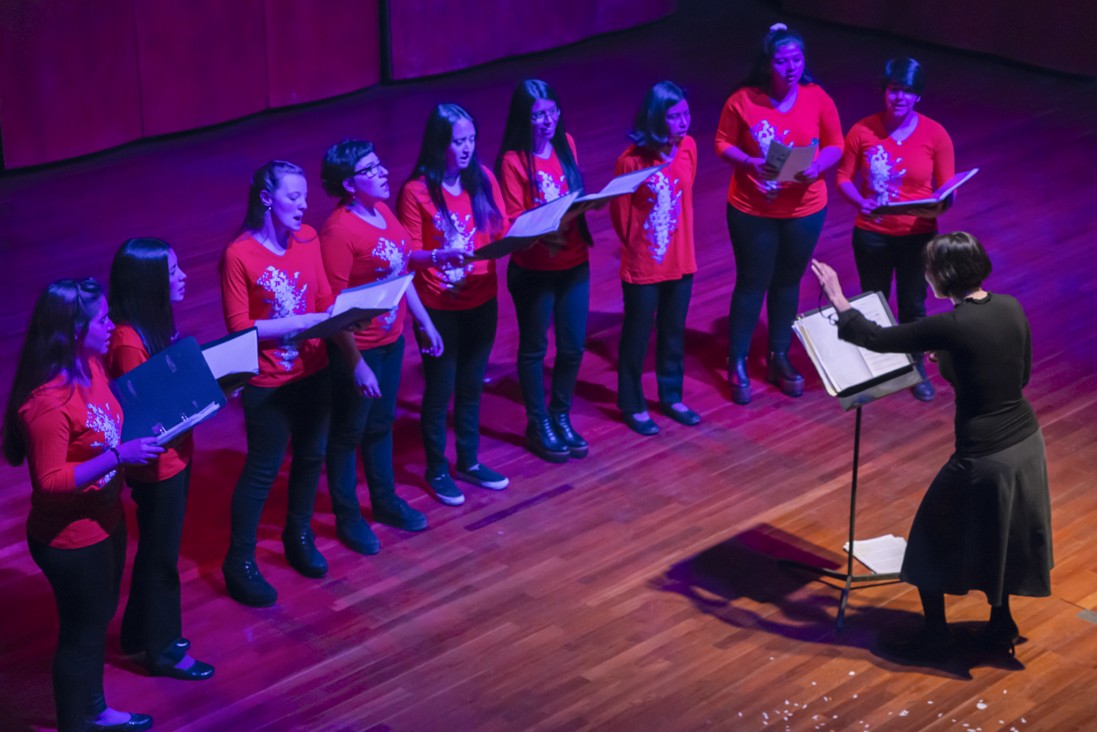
<box><xmin>0</xmin><ymin>0</ymin><xmax>143</xmax><ymax>168</ymax></box>
<box><xmin>264</xmin><ymin>0</ymin><xmax>381</xmax><ymax>108</ymax></box>
<box><xmin>387</xmin><ymin>0</ymin><xmax>676</xmax><ymax>80</ymax></box>
<box><xmin>781</xmin><ymin>0</ymin><xmax>1096</xmax><ymax>78</ymax></box>
<box><xmin>135</xmin><ymin>0</ymin><xmax>268</xmax><ymax>137</ymax></box>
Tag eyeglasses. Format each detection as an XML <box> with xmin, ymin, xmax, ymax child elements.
<box><xmin>530</xmin><ymin>106</ymin><xmax>561</xmax><ymax>123</ymax></box>
<box><xmin>353</xmin><ymin>161</ymin><xmax>384</xmax><ymax>179</ymax></box>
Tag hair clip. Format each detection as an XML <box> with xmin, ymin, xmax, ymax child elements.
<box><xmin>770</xmin><ymin>22</ymin><xmax>788</xmax><ymax>32</ymax></box>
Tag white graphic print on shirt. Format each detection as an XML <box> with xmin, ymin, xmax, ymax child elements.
<box><xmin>432</xmin><ymin>211</ymin><xmax>476</xmax><ymax>287</ymax></box>
<box><xmin>866</xmin><ymin>145</ymin><xmax>907</xmax><ymax>205</ymax></box>
<box><xmin>751</xmin><ymin>119</ymin><xmax>790</xmax><ymax>194</ymax></box>
<box><xmin>643</xmin><ymin>171</ymin><xmax>681</xmax><ymax>264</ymax></box>
<box><xmin>86</xmin><ymin>402</ymin><xmax>121</xmax><ymax>486</ymax></box>
<box><xmin>373</xmin><ymin>237</ymin><xmax>408</xmax><ymax>330</ymax></box>
<box><xmin>535</xmin><ymin>170</ymin><xmax>564</xmax><ymax>203</ymax></box>
<box><xmin>257</xmin><ymin>266</ymin><xmax>308</xmax><ymax>370</ymax></box>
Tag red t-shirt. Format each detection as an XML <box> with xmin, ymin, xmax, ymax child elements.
<box><xmin>320</xmin><ymin>203</ymin><xmax>410</xmax><ymax>351</ymax></box>
<box><xmin>396</xmin><ymin>167</ymin><xmax>505</xmax><ymax>311</ymax></box>
<box><xmin>836</xmin><ymin>112</ymin><xmax>956</xmax><ymax>236</ymax></box>
<box><xmin>104</xmin><ymin>324</ymin><xmax>193</xmax><ymax>482</ymax></box>
<box><xmin>499</xmin><ymin>134</ymin><xmax>589</xmax><ymax>271</ymax></box>
<box><xmin>19</xmin><ymin>360</ymin><xmax>125</xmax><ymax>549</ymax></box>
<box><xmin>715</xmin><ymin>84</ymin><xmax>843</xmax><ymax>218</ymax></box>
<box><xmin>221</xmin><ymin>225</ymin><xmax>333</xmax><ymax>387</ymax></box>
<box><xmin>610</xmin><ymin>135</ymin><xmax>698</xmax><ymax>285</ymax></box>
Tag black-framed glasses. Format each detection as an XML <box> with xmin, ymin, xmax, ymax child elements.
<box><xmin>817</xmin><ymin>290</ymin><xmax>839</xmax><ymax>325</ymax></box>
<box><xmin>530</xmin><ymin>106</ymin><xmax>561</xmax><ymax>123</ymax></box>
<box><xmin>353</xmin><ymin>161</ymin><xmax>384</xmax><ymax>179</ymax></box>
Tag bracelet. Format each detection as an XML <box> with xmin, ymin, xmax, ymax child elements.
<box><xmin>107</xmin><ymin>446</ymin><xmax>122</xmax><ymax>466</ymax></box>
<box><xmin>431</xmin><ymin>249</ymin><xmax>440</xmax><ymax>268</ymax></box>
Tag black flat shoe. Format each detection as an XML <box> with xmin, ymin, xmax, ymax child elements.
<box><xmin>549</xmin><ymin>411</ymin><xmax>589</xmax><ymax>458</ymax></box>
<box><xmin>373</xmin><ymin>497</ymin><xmax>428</xmax><ymax>532</ymax></box>
<box><xmin>659</xmin><ymin>402</ymin><xmax>701</xmax><ymax>426</ymax></box>
<box><xmin>88</xmin><ymin>713</ymin><xmax>153</xmax><ymax>731</ymax></box>
<box><xmin>123</xmin><ymin>635</ymin><xmax>189</xmax><ymax>658</ymax></box>
<box><xmin>623</xmin><ymin>412</ymin><xmax>659</xmax><ymax>436</ymax></box>
<box><xmin>766</xmin><ymin>352</ymin><xmax>804</xmax><ymax>397</ymax></box>
<box><xmin>911</xmin><ymin>379</ymin><xmax>936</xmax><ymax>402</ymax></box>
<box><xmin>150</xmin><ymin>657</ymin><xmax>215</xmax><ymax>681</ymax></box>
<box><xmin>728</xmin><ymin>358</ymin><xmax>751</xmax><ymax>405</ymax></box>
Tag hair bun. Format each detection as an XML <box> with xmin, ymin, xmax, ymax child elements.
<box><xmin>769</xmin><ymin>22</ymin><xmax>788</xmax><ymax>32</ymax></box>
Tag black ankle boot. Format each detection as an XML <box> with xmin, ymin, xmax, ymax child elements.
<box><xmin>766</xmin><ymin>352</ymin><xmax>804</xmax><ymax>397</ymax></box>
<box><xmin>525</xmin><ymin>417</ymin><xmax>570</xmax><ymax>463</ymax></box>
<box><xmin>728</xmin><ymin>358</ymin><xmax>751</xmax><ymax>405</ymax></box>
<box><xmin>549</xmin><ymin>411</ymin><xmax>588</xmax><ymax>458</ymax></box>
<box><xmin>222</xmin><ymin>556</ymin><xmax>277</xmax><ymax>607</ymax></box>
<box><xmin>282</xmin><ymin>527</ymin><xmax>328</xmax><ymax>578</ymax></box>
<box><xmin>911</xmin><ymin>357</ymin><xmax>936</xmax><ymax>402</ymax></box>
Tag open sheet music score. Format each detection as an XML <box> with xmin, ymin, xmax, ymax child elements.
<box><xmin>793</xmin><ymin>291</ymin><xmax>916</xmax><ymax>399</ymax></box>
<box><xmin>870</xmin><ymin>168</ymin><xmax>979</xmax><ymax>216</ymax></box>
<box><xmin>293</xmin><ymin>274</ymin><xmax>413</xmax><ymax>341</ymax></box>
<box><xmin>472</xmin><ymin>191</ymin><xmax>580</xmax><ymax>260</ymax></box>
<box><xmin>571</xmin><ymin>161</ymin><xmax>670</xmax><ymax>206</ymax></box>
<box><xmin>765</xmin><ymin>140</ymin><xmax>818</xmax><ymax>182</ymax></box>
<box><xmin>201</xmin><ymin>327</ymin><xmax>258</xmax><ymax>388</ymax></box>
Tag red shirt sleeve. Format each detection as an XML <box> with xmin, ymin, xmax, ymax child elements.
<box><xmin>835</xmin><ymin>125</ymin><xmax>861</xmax><ymax>187</ymax></box>
<box><xmin>714</xmin><ymin>95</ymin><xmax>743</xmax><ymax>158</ymax></box>
<box><xmin>499</xmin><ymin>151</ymin><xmax>532</xmax><ymax>222</ymax></box>
<box><xmin>396</xmin><ymin>181</ymin><xmax>426</xmax><ymax>253</ymax></box>
<box><xmin>818</xmin><ymin>91</ymin><xmax>843</xmax><ymax>150</ymax></box>
<box><xmin>220</xmin><ymin>242</ymin><xmax>256</xmax><ymax>333</ymax></box>
<box><xmin>320</xmin><ymin>211</ymin><xmax>356</xmax><ymax>294</ymax></box>
<box><xmin>21</xmin><ymin>392</ymin><xmax>77</xmax><ymax>494</ymax></box>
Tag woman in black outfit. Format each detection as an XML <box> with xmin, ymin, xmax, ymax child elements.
<box><xmin>812</xmin><ymin>232</ymin><xmax>1052</xmax><ymax>659</ymax></box>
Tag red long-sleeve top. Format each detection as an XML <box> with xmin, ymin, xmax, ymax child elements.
<box><xmin>220</xmin><ymin>225</ymin><xmax>333</xmax><ymax>387</ymax></box>
<box><xmin>19</xmin><ymin>360</ymin><xmax>125</xmax><ymax>548</ymax></box>
<box><xmin>320</xmin><ymin>203</ymin><xmax>410</xmax><ymax>351</ymax></box>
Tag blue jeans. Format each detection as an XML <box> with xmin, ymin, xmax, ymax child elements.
<box><xmin>121</xmin><ymin>465</ymin><xmax>190</xmax><ymax>669</ymax></box>
<box><xmin>421</xmin><ymin>298</ymin><xmax>498</xmax><ymax>476</ymax></box>
<box><xmin>228</xmin><ymin>368</ymin><xmax>331</xmax><ymax>559</ymax></box>
<box><xmin>326</xmin><ymin>336</ymin><xmax>404</xmax><ymax>525</ymax></box>
<box><xmin>29</xmin><ymin>525</ymin><xmax>126</xmax><ymax>732</ymax></box>
<box><xmin>618</xmin><ymin>275</ymin><xmax>693</xmax><ymax>413</ymax></box>
<box><xmin>852</xmin><ymin>227</ymin><xmax>933</xmax><ymax>325</ymax></box>
<box><xmin>507</xmin><ymin>261</ymin><xmax>589</xmax><ymax>420</ymax></box>
<box><xmin>726</xmin><ymin>204</ymin><xmax>827</xmax><ymax>359</ymax></box>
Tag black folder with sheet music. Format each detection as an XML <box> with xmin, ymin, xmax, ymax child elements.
<box><xmin>110</xmin><ymin>336</ymin><xmax>227</xmax><ymax>444</ymax></box>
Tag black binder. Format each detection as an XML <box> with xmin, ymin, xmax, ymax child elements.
<box><xmin>110</xmin><ymin>337</ymin><xmax>227</xmax><ymax>444</ymax></box>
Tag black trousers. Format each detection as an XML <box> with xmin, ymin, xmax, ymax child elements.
<box><xmin>617</xmin><ymin>275</ymin><xmax>693</xmax><ymax>413</ymax></box>
<box><xmin>29</xmin><ymin>524</ymin><xmax>126</xmax><ymax>732</ymax></box>
<box><xmin>120</xmin><ymin>464</ymin><xmax>190</xmax><ymax>669</ymax></box>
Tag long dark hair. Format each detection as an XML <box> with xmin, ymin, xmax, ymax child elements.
<box><xmin>321</xmin><ymin>138</ymin><xmax>375</xmax><ymax>206</ymax></box>
<box><xmin>406</xmin><ymin>104</ymin><xmax>502</xmax><ymax>236</ymax></box>
<box><xmin>109</xmin><ymin>238</ymin><xmax>176</xmax><ymax>356</ymax></box>
<box><xmin>629</xmin><ymin>81</ymin><xmax>688</xmax><ymax>150</ymax></box>
<box><xmin>239</xmin><ymin>160</ymin><xmax>307</xmax><ymax>233</ymax></box>
<box><xmin>496</xmin><ymin>79</ymin><xmax>584</xmax><ymax>201</ymax></box>
<box><xmin>3</xmin><ymin>278</ymin><xmax>104</xmax><ymax>466</ymax></box>
<box><xmin>738</xmin><ymin>24</ymin><xmax>816</xmax><ymax>93</ymax></box>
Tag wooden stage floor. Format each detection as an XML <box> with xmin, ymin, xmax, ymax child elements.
<box><xmin>1</xmin><ymin>1</ymin><xmax>1095</xmax><ymax>729</ymax></box>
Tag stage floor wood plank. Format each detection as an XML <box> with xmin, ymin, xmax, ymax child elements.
<box><xmin>2</xmin><ymin>1</ymin><xmax>1096</xmax><ymax>729</ymax></box>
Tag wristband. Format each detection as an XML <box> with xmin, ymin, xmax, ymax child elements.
<box><xmin>107</xmin><ymin>446</ymin><xmax>122</xmax><ymax>466</ymax></box>
<box><xmin>431</xmin><ymin>249</ymin><xmax>440</xmax><ymax>268</ymax></box>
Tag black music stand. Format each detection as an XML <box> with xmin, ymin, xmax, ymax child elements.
<box><xmin>784</xmin><ymin>292</ymin><xmax>924</xmax><ymax>631</ymax></box>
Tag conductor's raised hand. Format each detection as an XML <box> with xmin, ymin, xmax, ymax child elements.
<box><xmin>810</xmin><ymin>259</ymin><xmax>850</xmax><ymax>311</ymax></box>
<box><xmin>117</xmin><ymin>437</ymin><xmax>165</xmax><ymax>465</ymax></box>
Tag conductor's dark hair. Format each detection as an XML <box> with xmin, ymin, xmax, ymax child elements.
<box><xmin>4</xmin><ymin>278</ymin><xmax>104</xmax><ymax>466</ymax></box>
<box><xmin>240</xmin><ymin>160</ymin><xmax>306</xmax><ymax>233</ymax></box>
<box><xmin>496</xmin><ymin>79</ymin><xmax>584</xmax><ymax>201</ymax></box>
<box><xmin>321</xmin><ymin>139</ymin><xmax>376</xmax><ymax>203</ymax></box>
<box><xmin>739</xmin><ymin>24</ymin><xmax>815</xmax><ymax>92</ymax></box>
<box><xmin>109</xmin><ymin>238</ymin><xmax>176</xmax><ymax>357</ymax></box>
<box><xmin>924</xmin><ymin>232</ymin><xmax>993</xmax><ymax>299</ymax></box>
<box><xmin>881</xmin><ymin>57</ymin><xmax>926</xmax><ymax>95</ymax></box>
<box><xmin>629</xmin><ymin>80</ymin><xmax>688</xmax><ymax>150</ymax></box>
<box><xmin>405</xmin><ymin>103</ymin><xmax>502</xmax><ymax>236</ymax></box>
